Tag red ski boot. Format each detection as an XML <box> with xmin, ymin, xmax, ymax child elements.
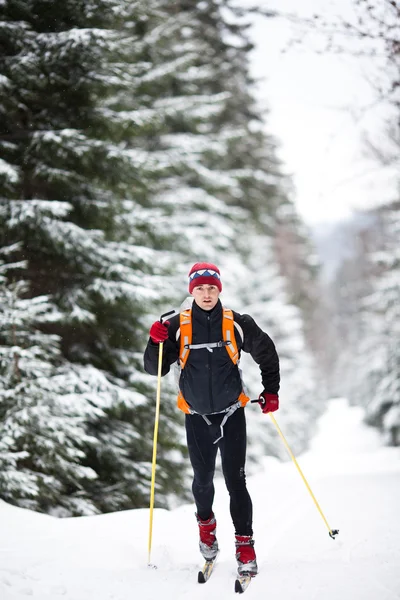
<box><xmin>235</xmin><ymin>535</ymin><xmax>258</xmax><ymax>576</ymax></box>
<box><xmin>196</xmin><ymin>513</ymin><xmax>219</xmax><ymax>560</ymax></box>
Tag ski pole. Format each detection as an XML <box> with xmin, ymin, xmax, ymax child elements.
<box><xmin>251</xmin><ymin>401</ymin><xmax>339</xmax><ymax>539</ymax></box>
<box><xmin>147</xmin><ymin>310</ymin><xmax>175</xmax><ymax>566</ymax></box>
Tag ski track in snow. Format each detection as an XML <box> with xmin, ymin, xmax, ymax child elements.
<box><xmin>1</xmin><ymin>398</ymin><xmax>400</xmax><ymax>600</ymax></box>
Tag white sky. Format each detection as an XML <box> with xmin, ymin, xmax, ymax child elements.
<box><xmin>244</xmin><ymin>0</ymin><xmax>399</xmax><ymax>225</ymax></box>
<box><xmin>2</xmin><ymin>398</ymin><xmax>400</xmax><ymax>599</ymax></box>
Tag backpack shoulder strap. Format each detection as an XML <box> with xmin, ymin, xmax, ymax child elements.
<box><xmin>179</xmin><ymin>309</ymin><xmax>192</xmax><ymax>368</ymax></box>
<box><xmin>222</xmin><ymin>308</ymin><xmax>240</xmax><ymax>364</ymax></box>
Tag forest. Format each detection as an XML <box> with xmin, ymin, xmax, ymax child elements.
<box><xmin>0</xmin><ymin>0</ymin><xmax>398</xmax><ymax>517</ymax></box>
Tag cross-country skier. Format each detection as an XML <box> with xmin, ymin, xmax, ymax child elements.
<box><xmin>143</xmin><ymin>262</ymin><xmax>280</xmax><ymax>576</ymax></box>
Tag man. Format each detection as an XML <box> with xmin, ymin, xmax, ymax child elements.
<box><xmin>143</xmin><ymin>262</ymin><xmax>280</xmax><ymax>576</ymax></box>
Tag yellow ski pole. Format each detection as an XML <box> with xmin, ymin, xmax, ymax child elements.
<box><xmin>268</xmin><ymin>412</ymin><xmax>339</xmax><ymax>539</ymax></box>
<box><xmin>147</xmin><ymin>311</ymin><xmax>174</xmax><ymax>566</ymax></box>
<box><xmin>251</xmin><ymin>399</ymin><xmax>338</xmax><ymax>539</ymax></box>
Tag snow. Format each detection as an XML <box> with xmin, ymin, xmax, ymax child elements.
<box><xmin>1</xmin><ymin>398</ymin><xmax>400</xmax><ymax>600</ymax></box>
<box><xmin>0</xmin><ymin>158</ymin><xmax>18</xmax><ymax>183</ymax></box>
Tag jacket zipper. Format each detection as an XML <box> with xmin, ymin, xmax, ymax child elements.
<box><xmin>207</xmin><ymin>313</ymin><xmax>214</xmax><ymax>413</ymax></box>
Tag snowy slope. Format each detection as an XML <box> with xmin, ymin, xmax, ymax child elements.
<box><xmin>1</xmin><ymin>398</ymin><xmax>400</xmax><ymax>600</ymax></box>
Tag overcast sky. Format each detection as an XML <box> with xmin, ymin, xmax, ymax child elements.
<box><xmin>243</xmin><ymin>0</ymin><xmax>399</xmax><ymax>226</ymax></box>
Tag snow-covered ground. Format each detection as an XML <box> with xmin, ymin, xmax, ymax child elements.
<box><xmin>1</xmin><ymin>398</ymin><xmax>400</xmax><ymax>600</ymax></box>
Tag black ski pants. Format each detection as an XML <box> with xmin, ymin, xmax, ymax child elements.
<box><xmin>185</xmin><ymin>407</ymin><xmax>253</xmax><ymax>536</ymax></box>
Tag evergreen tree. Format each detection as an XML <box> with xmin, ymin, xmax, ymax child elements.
<box><xmin>119</xmin><ymin>0</ymin><xmax>322</xmax><ymax>458</ymax></box>
<box><xmin>327</xmin><ymin>203</ymin><xmax>400</xmax><ymax>447</ymax></box>
<box><xmin>230</xmin><ymin>231</ymin><xmax>320</xmax><ymax>462</ymax></box>
<box><xmin>0</xmin><ymin>0</ymin><xmax>187</xmax><ymax>514</ymax></box>
<box><xmin>362</xmin><ymin>204</ymin><xmax>400</xmax><ymax>445</ymax></box>
<box><xmin>0</xmin><ymin>258</ymin><xmax>99</xmax><ymax>514</ymax></box>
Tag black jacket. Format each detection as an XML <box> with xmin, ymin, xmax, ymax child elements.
<box><xmin>143</xmin><ymin>299</ymin><xmax>280</xmax><ymax>415</ymax></box>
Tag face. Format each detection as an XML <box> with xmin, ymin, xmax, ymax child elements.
<box><xmin>191</xmin><ymin>285</ymin><xmax>220</xmax><ymax>310</ymax></box>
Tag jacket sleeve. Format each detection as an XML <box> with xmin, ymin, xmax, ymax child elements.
<box><xmin>235</xmin><ymin>312</ymin><xmax>280</xmax><ymax>394</ymax></box>
<box><xmin>143</xmin><ymin>315</ymin><xmax>180</xmax><ymax>376</ymax></box>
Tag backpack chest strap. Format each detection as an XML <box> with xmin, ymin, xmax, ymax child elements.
<box><xmin>184</xmin><ymin>340</ymin><xmax>230</xmax><ymax>352</ymax></box>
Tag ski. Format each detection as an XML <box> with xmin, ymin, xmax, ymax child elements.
<box><xmin>198</xmin><ymin>554</ymin><xmax>218</xmax><ymax>583</ymax></box>
<box><xmin>234</xmin><ymin>573</ymin><xmax>253</xmax><ymax>593</ymax></box>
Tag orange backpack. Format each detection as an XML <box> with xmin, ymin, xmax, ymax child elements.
<box><xmin>176</xmin><ymin>307</ymin><xmax>250</xmax><ymax>414</ymax></box>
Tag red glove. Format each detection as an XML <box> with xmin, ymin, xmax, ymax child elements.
<box><xmin>258</xmin><ymin>391</ymin><xmax>279</xmax><ymax>414</ymax></box>
<box><xmin>149</xmin><ymin>320</ymin><xmax>170</xmax><ymax>343</ymax></box>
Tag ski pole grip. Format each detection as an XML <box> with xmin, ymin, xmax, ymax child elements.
<box><xmin>160</xmin><ymin>309</ymin><xmax>175</xmax><ymax>323</ymax></box>
<box><xmin>251</xmin><ymin>398</ymin><xmax>265</xmax><ymax>407</ymax></box>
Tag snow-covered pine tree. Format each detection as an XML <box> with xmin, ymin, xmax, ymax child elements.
<box><xmin>229</xmin><ymin>231</ymin><xmax>320</xmax><ymax>463</ymax></box>
<box><xmin>326</xmin><ymin>203</ymin><xmax>400</xmax><ymax>447</ymax></box>
<box><xmin>117</xmin><ymin>1</ymin><xmax>321</xmax><ymax>461</ymax></box>
<box><xmin>117</xmin><ymin>0</ymin><xmax>306</xmax><ymax>273</ymax></box>
<box><xmin>0</xmin><ymin>255</ymin><xmax>100</xmax><ymax>514</ymax></box>
<box><xmin>361</xmin><ymin>204</ymin><xmax>400</xmax><ymax>446</ymax></box>
<box><xmin>0</xmin><ymin>0</ymin><xmax>188</xmax><ymax>514</ymax></box>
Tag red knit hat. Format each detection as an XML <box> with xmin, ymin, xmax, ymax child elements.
<box><xmin>188</xmin><ymin>262</ymin><xmax>222</xmax><ymax>293</ymax></box>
